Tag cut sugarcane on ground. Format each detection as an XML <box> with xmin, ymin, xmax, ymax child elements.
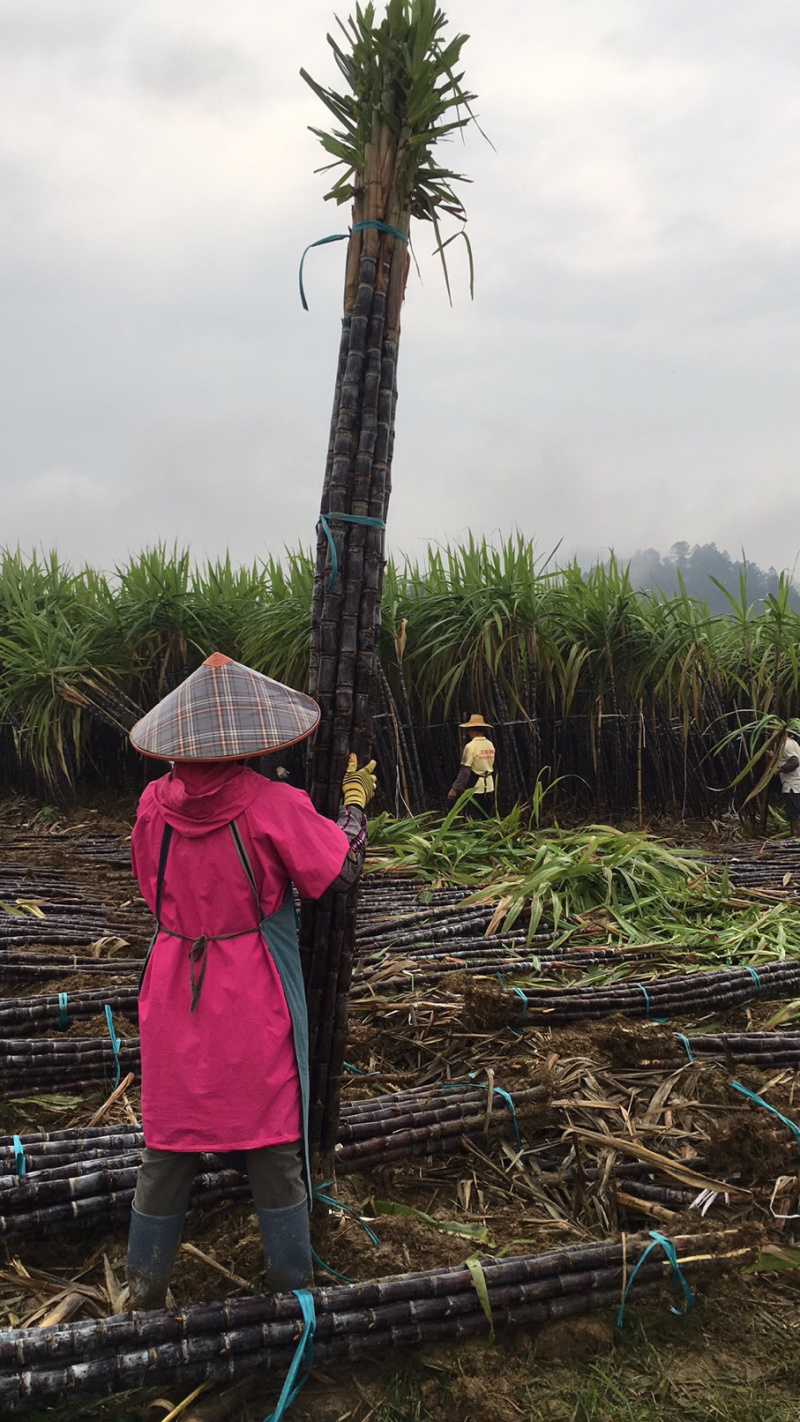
<box><xmin>3</xmin><ymin>800</ymin><xmax>800</xmax><ymax>1418</ymax></box>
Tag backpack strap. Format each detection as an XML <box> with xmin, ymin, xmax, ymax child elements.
<box><xmin>154</xmin><ymin>824</ymin><xmax>173</xmax><ymax>925</ymax></box>
<box><xmin>228</xmin><ymin>820</ymin><xmax>262</xmax><ymax>920</ymax></box>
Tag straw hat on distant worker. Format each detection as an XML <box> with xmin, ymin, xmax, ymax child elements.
<box><xmin>448</xmin><ymin>711</ymin><xmax>496</xmax><ymax>818</ymax></box>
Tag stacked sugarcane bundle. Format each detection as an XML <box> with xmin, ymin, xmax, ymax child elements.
<box><xmin>300</xmin><ymin>3</ymin><xmax>480</xmax><ymax>1159</ymax></box>
<box><xmin>673</xmin><ymin>1030</ymin><xmax>800</xmax><ymax>1068</ymax></box>
<box><xmin>0</xmin><ymin>901</ymin><xmax>110</xmax><ymax>947</ymax></box>
<box><xmin>0</xmin><ymin>1227</ymin><xmax>759</xmax><ymax>1409</ymax></box>
<box><xmin>0</xmin><ymin>1035</ymin><xmax>139</xmax><ymax>1098</ymax></box>
<box><xmin>352</xmin><ymin>940</ymin><xmax>618</xmax><ymax>989</ymax></box>
<box><xmin>0</xmin><ymin>953</ymin><xmax>143</xmax><ymax>985</ymax></box>
<box><xmin>490</xmin><ymin>960</ymin><xmax>800</xmax><ymax>1028</ymax></box>
<box><xmin>0</xmin><ymin>1081</ymin><xmax>548</xmax><ymax>1242</ymax></box>
<box><xmin>5</xmin><ymin>833</ymin><xmax>131</xmax><ymax>870</ymax></box>
<box><xmin>0</xmin><ymin>1154</ymin><xmax>250</xmax><ymax>1243</ymax></box>
<box><xmin>0</xmin><ymin>986</ymin><xmax>140</xmax><ymax>1037</ymax></box>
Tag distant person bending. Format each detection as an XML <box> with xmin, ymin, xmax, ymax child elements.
<box><xmin>772</xmin><ymin>726</ymin><xmax>800</xmax><ymax>837</ymax></box>
<box><xmin>448</xmin><ymin>714</ymin><xmax>496</xmax><ymax>819</ymax></box>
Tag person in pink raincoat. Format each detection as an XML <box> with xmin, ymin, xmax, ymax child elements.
<box><xmin>125</xmin><ymin>652</ymin><xmax>376</xmax><ymax>1309</ymax></box>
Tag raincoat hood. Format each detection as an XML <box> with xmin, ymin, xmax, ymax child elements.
<box><xmin>149</xmin><ymin>762</ymin><xmax>265</xmax><ymax>837</ymax></box>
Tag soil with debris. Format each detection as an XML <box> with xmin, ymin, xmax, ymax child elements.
<box><xmin>2</xmin><ymin>797</ymin><xmax>800</xmax><ymax>1421</ymax></box>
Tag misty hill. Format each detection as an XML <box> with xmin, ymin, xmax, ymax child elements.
<box><xmin>619</xmin><ymin>542</ymin><xmax>800</xmax><ymax>613</ymax></box>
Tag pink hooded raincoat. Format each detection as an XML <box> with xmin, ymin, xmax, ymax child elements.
<box><xmin>131</xmin><ymin>761</ymin><xmax>348</xmax><ymax>1153</ymax></box>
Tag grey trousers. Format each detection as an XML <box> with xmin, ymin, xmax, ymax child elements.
<box><xmin>133</xmin><ymin>1140</ymin><xmax>306</xmax><ymax>1217</ymax></box>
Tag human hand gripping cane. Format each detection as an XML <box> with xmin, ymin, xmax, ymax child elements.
<box><xmin>341</xmin><ymin>754</ymin><xmax>377</xmax><ymax>808</ymax></box>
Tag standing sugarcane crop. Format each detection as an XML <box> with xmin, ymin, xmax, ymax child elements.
<box><xmin>300</xmin><ymin>0</ymin><xmax>480</xmax><ymax>1157</ymax></box>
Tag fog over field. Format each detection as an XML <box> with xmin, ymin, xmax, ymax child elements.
<box><xmin>2</xmin><ymin>0</ymin><xmax>800</xmax><ymax>573</ymax></box>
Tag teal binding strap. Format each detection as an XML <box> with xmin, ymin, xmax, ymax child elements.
<box><xmin>13</xmin><ymin>1135</ymin><xmax>26</xmax><ymax>1177</ymax></box>
<box><xmin>342</xmin><ymin>1061</ymin><xmax>381</xmax><ymax>1077</ymax></box>
<box><xmin>299</xmin><ymin>219</ymin><xmax>409</xmax><ymax>309</ymax></box>
<box><xmin>312</xmin><ymin>1187</ymin><xmax>381</xmax><ymax>1245</ymax></box>
<box><xmin>513</xmin><ymin>986</ymin><xmax>529</xmax><ymax>1020</ymax></box>
<box><xmin>104</xmin><ymin>1005</ymin><xmax>121</xmax><ymax>1089</ymax></box>
<box><xmin>264</xmin><ymin>1288</ymin><xmax>316</xmax><ymax>1422</ymax></box>
<box><xmin>617</xmin><ymin>1230</ymin><xmax>694</xmax><ymax>1327</ymax></box>
<box><xmin>675</xmin><ymin>1033</ymin><xmax>694</xmax><ymax>1064</ymax></box>
<box><xmin>57</xmin><ymin>992</ymin><xmax>68</xmax><ymax>1030</ymax></box>
<box><xmin>744</xmin><ymin>966</ymin><xmax>762</xmax><ymax>993</ymax></box>
<box><xmin>633</xmin><ymin>982</ymin><xmax>651</xmax><ymax>1017</ymax></box>
<box><xmin>317</xmin><ymin>511</ymin><xmax>387</xmax><ymax>591</ymax></box>
<box><xmin>492</xmin><ymin>1087</ymin><xmax>522</xmax><ymax>1150</ymax></box>
<box><xmin>732</xmin><ymin>1080</ymin><xmax>800</xmax><ymax>1149</ymax></box>
<box><xmin>310</xmin><ymin>1248</ymin><xmax>353</xmax><ymax>1284</ymax></box>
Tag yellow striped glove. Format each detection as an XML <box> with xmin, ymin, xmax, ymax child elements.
<box><xmin>342</xmin><ymin>754</ymin><xmax>377</xmax><ymax>808</ymax></box>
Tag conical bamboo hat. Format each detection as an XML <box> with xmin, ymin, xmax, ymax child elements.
<box><xmin>459</xmin><ymin>713</ymin><xmax>492</xmax><ymax>730</ymax></box>
<box><xmin>130</xmin><ymin>653</ymin><xmax>320</xmax><ymax>761</ymax></box>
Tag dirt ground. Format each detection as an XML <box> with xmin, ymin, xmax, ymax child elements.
<box><xmin>3</xmin><ymin>797</ymin><xmax>800</xmax><ymax>1421</ymax></box>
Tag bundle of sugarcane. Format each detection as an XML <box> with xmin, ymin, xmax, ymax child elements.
<box><xmin>300</xmin><ymin>3</ymin><xmax>480</xmax><ymax>1159</ymax></box>
<box><xmin>0</xmin><ymin>1082</ymin><xmax>547</xmax><ymax>1239</ymax></box>
<box><xmin>0</xmin><ymin>1124</ymin><xmax>145</xmax><ymax>1175</ymax></box>
<box><xmin>0</xmin><ymin>953</ymin><xmax>142</xmax><ymax>985</ymax></box>
<box><xmin>0</xmin><ymin>1157</ymin><xmax>250</xmax><ymax>1243</ymax></box>
<box><xmin>486</xmin><ymin>960</ymin><xmax>800</xmax><ymax>1027</ymax></box>
<box><xmin>0</xmin><ymin>869</ymin><xmax>86</xmax><ymax>898</ymax></box>
<box><xmin>0</xmin><ymin>905</ymin><xmax>111</xmax><ymax>946</ymax></box>
<box><xmin>6</xmin><ymin>833</ymin><xmax>131</xmax><ymax>870</ymax></box>
<box><xmin>0</xmin><ymin>1035</ymin><xmax>139</xmax><ymax>1098</ymax></box>
<box><xmin>0</xmin><ymin>1227</ymin><xmax>759</xmax><ymax>1409</ymax></box>
<box><xmin>351</xmin><ymin>941</ymin><xmax>618</xmax><ymax>989</ymax></box>
<box><xmin>674</xmin><ymin>1030</ymin><xmax>800</xmax><ymax>1068</ymax></box>
<box><xmin>0</xmin><ymin>986</ymin><xmax>140</xmax><ymax>1037</ymax></box>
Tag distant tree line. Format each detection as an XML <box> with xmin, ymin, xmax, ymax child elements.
<box><xmin>619</xmin><ymin>542</ymin><xmax>800</xmax><ymax>613</ymax></box>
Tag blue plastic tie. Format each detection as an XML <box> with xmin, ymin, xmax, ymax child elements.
<box><xmin>104</xmin><ymin>1004</ymin><xmax>121</xmax><ymax>1089</ymax></box>
<box><xmin>312</xmin><ymin>1188</ymin><xmax>381</xmax><ymax>1246</ymax></box>
<box><xmin>13</xmin><ymin>1135</ymin><xmax>26</xmax><ymax>1178</ymax></box>
<box><xmin>513</xmin><ymin>986</ymin><xmax>529</xmax><ymax>1021</ymax></box>
<box><xmin>317</xmin><ymin>511</ymin><xmax>387</xmax><ymax>591</ymax></box>
<box><xmin>633</xmin><ymin>982</ymin><xmax>651</xmax><ymax>1017</ymax></box>
<box><xmin>617</xmin><ymin>1230</ymin><xmax>694</xmax><ymax>1327</ymax></box>
<box><xmin>299</xmin><ymin>219</ymin><xmax>409</xmax><ymax>310</ymax></box>
<box><xmin>310</xmin><ymin>1247</ymin><xmax>353</xmax><ymax>1284</ymax></box>
<box><xmin>745</xmin><ymin>966</ymin><xmax>762</xmax><ymax>994</ymax></box>
<box><xmin>492</xmin><ymin>1087</ymin><xmax>522</xmax><ymax>1150</ymax></box>
<box><xmin>57</xmin><ymin>992</ymin><xmax>68</xmax><ymax>1031</ymax></box>
<box><xmin>342</xmin><ymin>1061</ymin><xmax>381</xmax><ymax>1077</ymax></box>
<box><xmin>264</xmin><ymin>1288</ymin><xmax>316</xmax><ymax>1422</ymax></box>
<box><xmin>675</xmin><ymin>1033</ymin><xmax>694</xmax><ymax>1064</ymax></box>
<box><xmin>731</xmin><ymin>1080</ymin><xmax>800</xmax><ymax>1150</ymax></box>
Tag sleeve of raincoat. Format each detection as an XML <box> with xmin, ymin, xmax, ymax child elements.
<box><xmin>130</xmin><ymin>784</ymin><xmax>159</xmax><ymax>914</ymax></box>
<box><xmin>258</xmin><ymin>783</ymin><xmax>353</xmax><ymax>900</ymax></box>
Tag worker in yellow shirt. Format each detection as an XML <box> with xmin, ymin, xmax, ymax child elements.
<box><xmin>447</xmin><ymin>714</ymin><xmax>496</xmax><ymax>818</ymax></box>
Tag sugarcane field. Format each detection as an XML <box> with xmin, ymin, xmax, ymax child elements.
<box><xmin>4</xmin><ymin>2</ymin><xmax>800</xmax><ymax>1421</ymax></box>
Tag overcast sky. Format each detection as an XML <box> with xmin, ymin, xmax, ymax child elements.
<box><xmin>2</xmin><ymin>0</ymin><xmax>800</xmax><ymax>576</ymax></box>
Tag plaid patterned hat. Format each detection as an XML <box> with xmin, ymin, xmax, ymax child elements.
<box><xmin>130</xmin><ymin>653</ymin><xmax>320</xmax><ymax>761</ymax></box>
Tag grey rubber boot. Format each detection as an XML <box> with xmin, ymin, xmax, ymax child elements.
<box><xmin>256</xmin><ymin>1198</ymin><xmax>314</xmax><ymax>1293</ymax></box>
<box><xmin>125</xmin><ymin>1206</ymin><xmax>185</xmax><ymax>1310</ymax></box>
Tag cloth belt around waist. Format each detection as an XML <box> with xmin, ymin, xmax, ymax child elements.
<box><xmin>150</xmin><ymin>820</ymin><xmax>265</xmax><ymax>1013</ymax></box>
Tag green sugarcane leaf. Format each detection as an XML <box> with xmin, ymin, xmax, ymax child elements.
<box><xmin>746</xmin><ymin>1246</ymin><xmax>800</xmax><ymax>1273</ymax></box>
<box><xmin>465</xmin><ymin>1254</ymin><xmax>495</xmax><ymax>1339</ymax></box>
<box><xmin>372</xmin><ymin>1201</ymin><xmax>492</xmax><ymax>1243</ymax></box>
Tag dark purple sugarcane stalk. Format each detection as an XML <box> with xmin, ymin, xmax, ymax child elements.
<box><xmin>0</xmin><ymin>1228</ymin><xmax>757</xmax><ymax>1409</ymax></box>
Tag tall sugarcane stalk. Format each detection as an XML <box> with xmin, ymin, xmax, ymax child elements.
<box><xmin>299</xmin><ymin>0</ymin><xmax>478</xmax><ymax>1156</ymax></box>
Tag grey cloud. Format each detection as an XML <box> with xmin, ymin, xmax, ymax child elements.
<box><xmin>2</xmin><ymin>0</ymin><xmax>800</xmax><ymax>580</ymax></box>
<box><xmin>130</xmin><ymin>33</ymin><xmax>260</xmax><ymax>104</ymax></box>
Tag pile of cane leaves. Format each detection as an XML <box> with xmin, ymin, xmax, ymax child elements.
<box><xmin>367</xmin><ymin>804</ymin><xmax>800</xmax><ymax>971</ymax></box>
